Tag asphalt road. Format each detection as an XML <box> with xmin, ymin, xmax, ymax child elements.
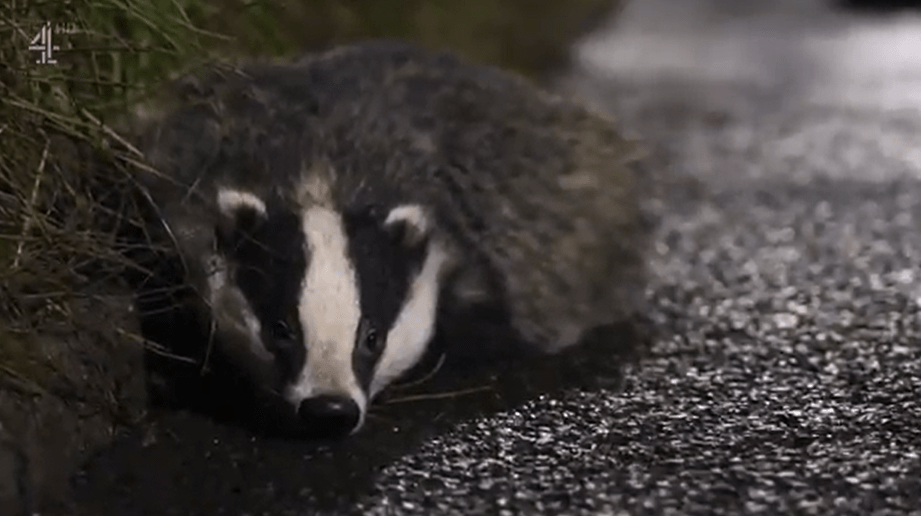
<box><xmin>55</xmin><ymin>1</ymin><xmax>921</xmax><ymax>515</ymax></box>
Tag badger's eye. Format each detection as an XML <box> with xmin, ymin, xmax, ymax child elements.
<box><xmin>271</xmin><ymin>320</ymin><xmax>295</xmax><ymax>342</ymax></box>
<box><xmin>359</xmin><ymin>321</ymin><xmax>382</xmax><ymax>355</ymax></box>
<box><xmin>364</xmin><ymin>329</ymin><xmax>379</xmax><ymax>352</ymax></box>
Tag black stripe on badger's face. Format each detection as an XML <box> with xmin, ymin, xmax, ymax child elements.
<box><xmin>214</xmin><ymin>189</ymin><xmax>308</xmax><ymax>392</ymax></box>
<box><xmin>342</xmin><ymin>205</ymin><xmax>430</xmax><ymax>391</ymax></box>
<box><xmin>369</xmin><ymin>206</ymin><xmax>453</xmax><ymax>398</ymax></box>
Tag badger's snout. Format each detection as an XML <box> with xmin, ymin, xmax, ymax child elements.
<box><xmin>295</xmin><ymin>394</ymin><xmax>362</xmax><ymax>438</ymax></box>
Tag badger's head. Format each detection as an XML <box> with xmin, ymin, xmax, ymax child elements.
<box><xmin>205</xmin><ymin>186</ymin><xmax>449</xmax><ymax>438</ymax></box>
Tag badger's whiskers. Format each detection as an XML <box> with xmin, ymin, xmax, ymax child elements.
<box><xmin>390</xmin><ymin>352</ymin><xmax>446</xmax><ymax>391</ymax></box>
<box><xmin>382</xmin><ymin>385</ymin><xmax>493</xmax><ymax>404</ymax></box>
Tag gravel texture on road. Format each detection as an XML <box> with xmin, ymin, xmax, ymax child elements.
<box><xmin>57</xmin><ymin>1</ymin><xmax>921</xmax><ymax>515</ymax></box>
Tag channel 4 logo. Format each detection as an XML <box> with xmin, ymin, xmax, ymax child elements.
<box><xmin>28</xmin><ymin>22</ymin><xmax>79</xmax><ymax>65</ymax></box>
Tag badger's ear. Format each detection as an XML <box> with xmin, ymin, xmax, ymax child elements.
<box><xmin>383</xmin><ymin>204</ymin><xmax>432</xmax><ymax>249</ymax></box>
<box><xmin>215</xmin><ymin>187</ymin><xmax>267</xmax><ymax>248</ymax></box>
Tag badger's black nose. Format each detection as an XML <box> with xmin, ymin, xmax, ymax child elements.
<box><xmin>296</xmin><ymin>395</ymin><xmax>361</xmax><ymax>437</ymax></box>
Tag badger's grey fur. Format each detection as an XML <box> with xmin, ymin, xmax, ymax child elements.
<box><xmin>128</xmin><ymin>40</ymin><xmax>651</xmax><ymax>437</ymax></box>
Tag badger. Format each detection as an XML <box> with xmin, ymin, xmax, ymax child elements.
<box><xmin>127</xmin><ymin>40</ymin><xmax>652</xmax><ymax>439</ymax></box>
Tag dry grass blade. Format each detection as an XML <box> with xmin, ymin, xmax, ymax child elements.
<box><xmin>79</xmin><ymin>108</ymin><xmax>144</xmax><ymax>158</ymax></box>
<box><xmin>115</xmin><ymin>328</ymin><xmax>197</xmax><ymax>364</ymax></box>
<box><xmin>0</xmin><ymin>363</ymin><xmax>48</xmax><ymax>397</ymax></box>
<box><xmin>12</xmin><ymin>138</ymin><xmax>50</xmax><ymax>270</ymax></box>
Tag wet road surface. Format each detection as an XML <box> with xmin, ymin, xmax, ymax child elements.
<box><xmin>57</xmin><ymin>1</ymin><xmax>921</xmax><ymax>514</ymax></box>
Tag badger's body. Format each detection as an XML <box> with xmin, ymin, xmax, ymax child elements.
<box><xmin>130</xmin><ymin>40</ymin><xmax>651</xmax><ymax>438</ymax></box>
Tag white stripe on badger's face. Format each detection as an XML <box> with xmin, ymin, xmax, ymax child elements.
<box><xmin>370</xmin><ymin>240</ymin><xmax>451</xmax><ymax>398</ymax></box>
<box><xmin>287</xmin><ymin>205</ymin><xmax>367</xmax><ymax>417</ymax></box>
